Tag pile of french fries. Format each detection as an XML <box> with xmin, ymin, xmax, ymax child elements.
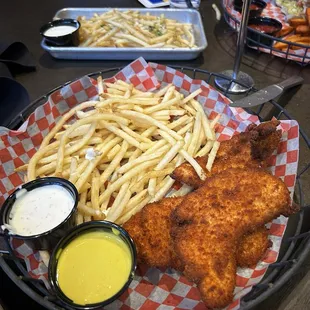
<box><xmin>274</xmin><ymin>8</ymin><xmax>310</xmax><ymax>50</ymax></box>
<box><xmin>78</xmin><ymin>9</ymin><xmax>196</xmax><ymax>48</ymax></box>
<box><xmin>17</xmin><ymin>78</ymin><xmax>220</xmax><ymax>226</ymax></box>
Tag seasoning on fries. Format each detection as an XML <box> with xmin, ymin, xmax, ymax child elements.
<box><xmin>19</xmin><ymin>78</ymin><xmax>220</xmax><ymax>226</ymax></box>
<box><xmin>77</xmin><ymin>9</ymin><xmax>196</xmax><ymax>48</ymax></box>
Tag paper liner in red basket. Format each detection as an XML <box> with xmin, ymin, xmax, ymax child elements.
<box><xmin>0</xmin><ymin>57</ymin><xmax>299</xmax><ymax>310</ymax></box>
<box><xmin>224</xmin><ymin>0</ymin><xmax>310</xmax><ymax>64</ymax></box>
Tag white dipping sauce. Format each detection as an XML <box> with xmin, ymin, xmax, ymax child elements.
<box><xmin>44</xmin><ymin>25</ymin><xmax>77</xmax><ymax>37</ymax></box>
<box><xmin>9</xmin><ymin>185</ymin><xmax>74</xmax><ymax>236</ymax></box>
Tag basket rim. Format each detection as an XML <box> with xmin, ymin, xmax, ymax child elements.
<box><xmin>1</xmin><ymin>65</ymin><xmax>310</xmax><ymax>310</ymax></box>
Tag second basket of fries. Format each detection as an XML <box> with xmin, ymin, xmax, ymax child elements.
<box><xmin>40</xmin><ymin>8</ymin><xmax>208</xmax><ymax>60</ymax></box>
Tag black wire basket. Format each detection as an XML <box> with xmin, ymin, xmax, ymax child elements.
<box><xmin>0</xmin><ymin>66</ymin><xmax>309</xmax><ymax>310</ymax></box>
<box><xmin>221</xmin><ymin>0</ymin><xmax>310</xmax><ymax>67</ymax></box>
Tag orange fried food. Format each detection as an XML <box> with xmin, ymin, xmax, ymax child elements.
<box><xmin>237</xmin><ymin>226</ymin><xmax>272</xmax><ymax>268</ymax></box>
<box><xmin>171</xmin><ymin>168</ymin><xmax>297</xmax><ymax>309</ymax></box>
<box><xmin>171</xmin><ymin>120</ymin><xmax>281</xmax><ymax>189</ymax></box>
<box><xmin>123</xmin><ymin>196</ymin><xmax>183</xmax><ymax>269</ymax></box>
<box><xmin>124</xmin><ymin>196</ymin><xmax>271</xmax><ymax>270</ymax></box>
<box><xmin>172</xmin><ymin>223</ymin><xmax>237</xmax><ymax>308</ymax></box>
<box><xmin>170</xmin><ymin>121</ymin><xmax>281</xmax><ymax>268</ymax></box>
<box><xmin>276</xmin><ymin>26</ymin><xmax>294</xmax><ymax>37</ymax></box>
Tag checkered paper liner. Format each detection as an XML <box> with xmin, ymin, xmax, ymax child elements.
<box><xmin>0</xmin><ymin>57</ymin><xmax>299</xmax><ymax>310</ymax></box>
<box><xmin>224</xmin><ymin>0</ymin><xmax>310</xmax><ymax>64</ymax></box>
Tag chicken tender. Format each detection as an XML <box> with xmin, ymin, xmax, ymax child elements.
<box><xmin>171</xmin><ymin>224</ymin><xmax>237</xmax><ymax>309</ymax></box>
<box><xmin>171</xmin><ymin>120</ymin><xmax>281</xmax><ymax>189</ymax></box>
<box><xmin>122</xmin><ymin>212</ymin><xmax>151</xmax><ymax>264</ymax></box>
<box><xmin>123</xmin><ymin>196</ymin><xmax>183</xmax><ymax>269</ymax></box>
<box><xmin>170</xmin><ymin>120</ymin><xmax>281</xmax><ymax>268</ymax></box>
<box><xmin>124</xmin><ymin>197</ymin><xmax>271</xmax><ymax>270</ymax></box>
<box><xmin>171</xmin><ymin>168</ymin><xmax>297</xmax><ymax>309</ymax></box>
<box><xmin>237</xmin><ymin>226</ymin><xmax>272</xmax><ymax>268</ymax></box>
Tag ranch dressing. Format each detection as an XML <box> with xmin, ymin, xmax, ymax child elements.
<box><xmin>44</xmin><ymin>25</ymin><xmax>77</xmax><ymax>37</ymax></box>
<box><xmin>9</xmin><ymin>185</ymin><xmax>74</xmax><ymax>236</ymax></box>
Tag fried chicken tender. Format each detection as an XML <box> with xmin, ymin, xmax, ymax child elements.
<box><xmin>123</xmin><ymin>196</ymin><xmax>183</xmax><ymax>269</ymax></box>
<box><xmin>123</xmin><ymin>198</ymin><xmax>271</xmax><ymax>270</ymax></box>
<box><xmin>171</xmin><ymin>168</ymin><xmax>297</xmax><ymax>309</ymax></box>
<box><xmin>171</xmin><ymin>120</ymin><xmax>281</xmax><ymax>189</ymax></box>
<box><xmin>172</xmin><ymin>223</ymin><xmax>237</xmax><ymax>308</ymax></box>
<box><xmin>237</xmin><ymin>226</ymin><xmax>272</xmax><ymax>268</ymax></box>
<box><xmin>170</xmin><ymin>120</ymin><xmax>281</xmax><ymax>268</ymax></box>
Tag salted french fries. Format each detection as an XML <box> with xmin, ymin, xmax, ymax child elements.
<box><xmin>22</xmin><ymin>78</ymin><xmax>220</xmax><ymax>226</ymax></box>
<box><xmin>274</xmin><ymin>15</ymin><xmax>310</xmax><ymax>51</ymax></box>
<box><xmin>274</xmin><ymin>34</ymin><xmax>310</xmax><ymax>51</ymax></box>
<box><xmin>77</xmin><ymin>9</ymin><xmax>196</xmax><ymax>48</ymax></box>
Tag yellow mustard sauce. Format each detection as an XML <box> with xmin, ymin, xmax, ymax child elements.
<box><xmin>56</xmin><ymin>230</ymin><xmax>132</xmax><ymax>305</ymax></box>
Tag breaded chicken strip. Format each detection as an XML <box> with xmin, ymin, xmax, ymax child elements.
<box><xmin>237</xmin><ymin>226</ymin><xmax>272</xmax><ymax>268</ymax></box>
<box><xmin>123</xmin><ymin>196</ymin><xmax>183</xmax><ymax>269</ymax></box>
<box><xmin>170</xmin><ymin>120</ymin><xmax>281</xmax><ymax>268</ymax></box>
<box><xmin>171</xmin><ymin>168</ymin><xmax>298</xmax><ymax>309</ymax></box>
<box><xmin>172</xmin><ymin>223</ymin><xmax>237</xmax><ymax>308</ymax></box>
<box><xmin>171</xmin><ymin>120</ymin><xmax>281</xmax><ymax>189</ymax></box>
<box><xmin>123</xmin><ymin>198</ymin><xmax>271</xmax><ymax>270</ymax></box>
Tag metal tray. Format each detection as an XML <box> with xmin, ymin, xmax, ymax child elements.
<box><xmin>41</xmin><ymin>8</ymin><xmax>207</xmax><ymax>60</ymax></box>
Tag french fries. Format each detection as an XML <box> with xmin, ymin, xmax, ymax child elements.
<box><xmin>275</xmin><ymin>26</ymin><xmax>294</xmax><ymax>38</ymax></box>
<box><xmin>295</xmin><ymin>25</ymin><xmax>310</xmax><ymax>36</ymax></box>
<box><xmin>78</xmin><ymin>9</ymin><xmax>196</xmax><ymax>48</ymax></box>
<box><xmin>288</xmin><ymin>18</ymin><xmax>307</xmax><ymax>28</ymax></box>
<box><xmin>274</xmin><ymin>34</ymin><xmax>310</xmax><ymax>51</ymax></box>
<box><xmin>306</xmin><ymin>8</ymin><xmax>310</xmax><ymax>25</ymax></box>
<box><xmin>274</xmin><ymin>16</ymin><xmax>310</xmax><ymax>51</ymax></box>
<box><xmin>23</xmin><ymin>79</ymin><xmax>220</xmax><ymax>226</ymax></box>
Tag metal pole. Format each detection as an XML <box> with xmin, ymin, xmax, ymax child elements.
<box><xmin>214</xmin><ymin>0</ymin><xmax>254</xmax><ymax>94</ymax></box>
<box><xmin>232</xmin><ymin>0</ymin><xmax>252</xmax><ymax>79</ymax></box>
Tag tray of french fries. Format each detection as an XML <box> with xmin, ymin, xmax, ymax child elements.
<box><xmin>0</xmin><ymin>58</ymin><xmax>300</xmax><ymax>309</ymax></box>
<box><xmin>40</xmin><ymin>8</ymin><xmax>207</xmax><ymax>60</ymax></box>
<box><xmin>224</xmin><ymin>0</ymin><xmax>310</xmax><ymax>64</ymax></box>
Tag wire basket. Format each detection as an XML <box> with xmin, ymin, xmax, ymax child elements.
<box><xmin>0</xmin><ymin>66</ymin><xmax>309</xmax><ymax>310</ymax></box>
<box><xmin>222</xmin><ymin>0</ymin><xmax>310</xmax><ymax>66</ymax></box>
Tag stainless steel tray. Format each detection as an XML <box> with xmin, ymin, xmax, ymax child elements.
<box><xmin>40</xmin><ymin>8</ymin><xmax>207</xmax><ymax>60</ymax></box>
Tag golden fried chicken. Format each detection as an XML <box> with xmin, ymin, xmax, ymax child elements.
<box><xmin>124</xmin><ymin>197</ymin><xmax>271</xmax><ymax>270</ymax></box>
<box><xmin>169</xmin><ymin>120</ymin><xmax>281</xmax><ymax>268</ymax></box>
<box><xmin>123</xmin><ymin>196</ymin><xmax>184</xmax><ymax>269</ymax></box>
<box><xmin>171</xmin><ymin>168</ymin><xmax>297</xmax><ymax>309</ymax></box>
<box><xmin>171</xmin><ymin>120</ymin><xmax>281</xmax><ymax>189</ymax></box>
<box><xmin>237</xmin><ymin>226</ymin><xmax>272</xmax><ymax>268</ymax></box>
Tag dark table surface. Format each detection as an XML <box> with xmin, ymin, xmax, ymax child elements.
<box><xmin>0</xmin><ymin>0</ymin><xmax>310</xmax><ymax>309</ymax></box>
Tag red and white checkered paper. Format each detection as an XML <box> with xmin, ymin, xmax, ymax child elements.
<box><xmin>0</xmin><ymin>57</ymin><xmax>299</xmax><ymax>310</ymax></box>
<box><xmin>224</xmin><ymin>0</ymin><xmax>310</xmax><ymax>64</ymax></box>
